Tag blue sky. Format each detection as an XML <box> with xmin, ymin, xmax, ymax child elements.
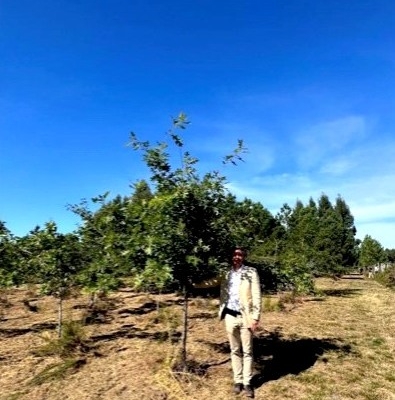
<box><xmin>1</xmin><ymin>0</ymin><xmax>394</xmax><ymax>248</ymax></box>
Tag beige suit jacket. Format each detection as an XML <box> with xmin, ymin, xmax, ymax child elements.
<box><xmin>219</xmin><ymin>265</ymin><xmax>261</xmax><ymax>327</ymax></box>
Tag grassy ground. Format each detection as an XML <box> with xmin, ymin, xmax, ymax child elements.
<box><xmin>0</xmin><ymin>275</ymin><xmax>394</xmax><ymax>400</ymax></box>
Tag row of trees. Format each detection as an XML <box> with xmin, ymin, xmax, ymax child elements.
<box><xmin>1</xmin><ymin>113</ymin><xmax>394</xmax><ymax>367</ymax></box>
<box><xmin>1</xmin><ymin>114</ymin><xmax>394</xmax><ymax>298</ymax></box>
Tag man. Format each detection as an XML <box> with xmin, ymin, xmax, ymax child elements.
<box><xmin>219</xmin><ymin>247</ymin><xmax>261</xmax><ymax>398</ymax></box>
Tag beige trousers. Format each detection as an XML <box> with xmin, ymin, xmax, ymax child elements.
<box><xmin>224</xmin><ymin>313</ymin><xmax>253</xmax><ymax>386</ymax></box>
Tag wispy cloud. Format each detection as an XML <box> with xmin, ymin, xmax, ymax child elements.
<box><xmin>293</xmin><ymin>116</ymin><xmax>367</xmax><ymax>170</ymax></box>
<box><xmin>222</xmin><ymin>111</ymin><xmax>395</xmax><ymax>249</ymax></box>
<box><xmin>319</xmin><ymin>158</ymin><xmax>356</xmax><ymax>175</ymax></box>
<box><xmin>228</xmin><ymin>174</ymin><xmax>395</xmax><ymax>249</ymax></box>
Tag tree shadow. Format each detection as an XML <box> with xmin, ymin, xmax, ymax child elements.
<box><xmin>196</xmin><ymin>339</ymin><xmax>230</xmax><ymax>354</ymax></box>
<box><xmin>189</xmin><ymin>312</ymin><xmax>217</xmax><ymax>319</ymax></box>
<box><xmin>304</xmin><ymin>297</ymin><xmax>325</xmax><ymax>302</ymax></box>
<box><xmin>117</xmin><ymin>298</ymin><xmax>184</xmax><ymax>317</ymax></box>
<box><xmin>190</xmin><ymin>287</ymin><xmax>220</xmax><ymax>298</ymax></box>
<box><xmin>320</xmin><ymin>288</ymin><xmax>362</xmax><ymax>297</ymax></box>
<box><xmin>251</xmin><ymin>328</ymin><xmax>353</xmax><ymax>387</ymax></box>
<box><xmin>0</xmin><ymin>321</ymin><xmax>57</xmax><ymax>338</ymax></box>
<box><xmin>82</xmin><ymin>309</ymin><xmax>114</xmax><ymax>325</ymax></box>
<box><xmin>90</xmin><ymin>323</ymin><xmax>181</xmax><ymax>344</ymax></box>
<box><xmin>172</xmin><ymin>357</ymin><xmax>230</xmax><ymax>377</ymax></box>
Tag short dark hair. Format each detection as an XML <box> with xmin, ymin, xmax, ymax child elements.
<box><xmin>233</xmin><ymin>247</ymin><xmax>246</xmax><ymax>256</ymax></box>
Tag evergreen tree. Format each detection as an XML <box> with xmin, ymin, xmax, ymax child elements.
<box><xmin>359</xmin><ymin>235</ymin><xmax>386</xmax><ymax>267</ymax></box>
<box><xmin>334</xmin><ymin>196</ymin><xmax>358</xmax><ymax>268</ymax></box>
<box><xmin>130</xmin><ymin>179</ymin><xmax>154</xmax><ymax>204</ymax></box>
<box><xmin>0</xmin><ymin>221</ymin><xmax>16</xmax><ymax>287</ymax></box>
<box><xmin>314</xmin><ymin>194</ymin><xmax>344</xmax><ymax>275</ymax></box>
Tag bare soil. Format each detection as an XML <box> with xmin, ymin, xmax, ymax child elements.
<box><xmin>1</xmin><ymin>276</ymin><xmax>394</xmax><ymax>400</ymax></box>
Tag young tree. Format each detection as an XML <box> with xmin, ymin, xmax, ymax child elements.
<box><xmin>128</xmin><ymin>113</ymin><xmax>246</xmax><ymax>370</ymax></box>
<box><xmin>68</xmin><ymin>194</ymin><xmax>127</xmax><ymax>306</ymax></box>
<box><xmin>23</xmin><ymin>222</ymin><xmax>83</xmax><ymax>336</ymax></box>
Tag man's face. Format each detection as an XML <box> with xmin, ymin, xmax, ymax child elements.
<box><xmin>232</xmin><ymin>249</ymin><xmax>244</xmax><ymax>268</ymax></box>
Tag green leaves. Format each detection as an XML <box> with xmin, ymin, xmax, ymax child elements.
<box><xmin>222</xmin><ymin>139</ymin><xmax>248</xmax><ymax>165</ymax></box>
<box><xmin>359</xmin><ymin>235</ymin><xmax>386</xmax><ymax>267</ymax></box>
<box><xmin>21</xmin><ymin>223</ymin><xmax>83</xmax><ymax>298</ymax></box>
<box><xmin>127</xmin><ymin>114</ymin><xmax>248</xmax><ymax>291</ymax></box>
<box><xmin>270</xmin><ymin>193</ymin><xmax>359</xmax><ymax>286</ymax></box>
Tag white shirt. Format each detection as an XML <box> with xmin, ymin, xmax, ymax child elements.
<box><xmin>226</xmin><ymin>265</ymin><xmax>245</xmax><ymax>312</ymax></box>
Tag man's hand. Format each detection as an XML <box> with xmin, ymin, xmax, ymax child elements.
<box><xmin>250</xmin><ymin>319</ymin><xmax>259</xmax><ymax>332</ymax></box>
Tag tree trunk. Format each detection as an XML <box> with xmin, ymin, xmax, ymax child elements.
<box><xmin>58</xmin><ymin>296</ymin><xmax>63</xmax><ymax>338</ymax></box>
<box><xmin>181</xmin><ymin>284</ymin><xmax>188</xmax><ymax>371</ymax></box>
<box><xmin>88</xmin><ymin>292</ymin><xmax>96</xmax><ymax>309</ymax></box>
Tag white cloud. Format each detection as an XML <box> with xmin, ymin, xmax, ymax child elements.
<box><xmin>226</xmin><ymin>167</ymin><xmax>395</xmax><ymax>249</ymax></box>
<box><xmin>349</xmin><ymin>201</ymin><xmax>395</xmax><ymax>223</ymax></box>
<box><xmin>319</xmin><ymin>158</ymin><xmax>355</xmax><ymax>175</ymax></box>
<box><xmin>294</xmin><ymin>116</ymin><xmax>367</xmax><ymax>169</ymax></box>
<box><xmin>194</xmin><ymin>109</ymin><xmax>395</xmax><ymax>249</ymax></box>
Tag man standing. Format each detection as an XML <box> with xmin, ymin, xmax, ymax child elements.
<box><xmin>219</xmin><ymin>247</ymin><xmax>261</xmax><ymax>398</ymax></box>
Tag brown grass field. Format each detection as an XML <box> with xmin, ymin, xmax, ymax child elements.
<box><xmin>0</xmin><ymin>275</ymin><xmax>394</xmax><ymax>400</ymax></box>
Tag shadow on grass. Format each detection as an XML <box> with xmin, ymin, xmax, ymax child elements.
<box><xmin>320</xmin><ymin>288</ymin><xmax>362</xmax><ymax>297</ymax></box>
<box><xmin>189</xmin><ymin>312</ymin><xmax>217</xmax><ymax>319</ymax></box>
<box><xmin>90</xmin><ymin>323</ymin><xmax>181</xmax><ymax>344</ymax></box>
<box><xmin>117</xmin><ymin>299</ymin><xmax>184</xmax><ymax>317</ymax></box>
<box><xmin>0</xmin><ymin>321</ymin><xmax>57</xmax><ymax>337</ymax></box>
<box><xmin>199</xmin><ymin>328</ymin><xmax>352</xmax><ymax>386</ymax></box>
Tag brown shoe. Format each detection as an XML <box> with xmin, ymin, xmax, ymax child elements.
<box><xmin>244</xmin><ymin>385</ymin><xmax>254</xmax><ymax>398</ymax></box>
<box><xmin>233</xmin><ymin>383</ymin><xmax>243</xmax><ymax>394</ymax></box>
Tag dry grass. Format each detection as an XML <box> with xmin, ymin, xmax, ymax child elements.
<box><xmin>1</xmin><ymin>276</ymin><xmax>395</xmax><ymax>400</ymax></box>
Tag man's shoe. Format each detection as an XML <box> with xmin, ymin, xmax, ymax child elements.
<box><xmin>244</xmin><ymin>385</ymin><xmax>254</xmax><ymax>398</ymax></box>
<box><xmin>233</xmin><ymin>383</ymin><xmax>243</xmax><ymax>394</ymax></box>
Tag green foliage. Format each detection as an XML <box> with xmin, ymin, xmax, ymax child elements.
<box><xmin>130</xmin><ymin>179</ymin><xmax>153</xmax><ymax>204</ymax></box>
<box><xmin>132</xmin><ymin>259</ymin><xmax>173</xmax><ymax>292</ymax></box>
<box><xmin>69</xmin><ymin>194</ymin><xmax>127</xmax><ymax>297</ymax></box>
<box><xmin>359</xmin><ymin>235</ymin><xmax>386</xmax><ymax>267</ymax></box>
<box><xmin>129</xmin><ymin>113</ymin><xmax>248</xmax><ymax>370</ymax></box>
<box><xmin>274</xmin><ymin>193</ymin><xmax>359</xmax><ymax>283</ymax></box>
<box><xmin>2</xmin><ymin>114</ymin><xmax>383</xmax><ymax>307</ymax></box>
<box><xmin>385</xmin><ymin>248</ymin><xmax>395</xmax><ymax>263</ymax></box>
<box><xmin>15</xmin><ymin>222</ymin><xmax>84</xmax><ymax>335</ymax></box>
<box><xmin>15</xmin><ymin>222</ymin><xmax>83</xmax><ymax>292</ymax></box>
<box><xmin>334</xmin><ymin>196</ymin><xmax>358</xmax><ymax>267</ymax></box>
<box><xmin>276</xmin><ymin>253</ymin><xmax>315</xmax><ymax>294</ymax></box>
<box><xmin>0</xmin><ymin>221</ymin><xmax>20</xmax><ymax>287</ymax></box>
<box><xmin>220</xmin><ymin>195</ymin><xmax>279</xmax><ymax>252</ymax></box>
<box><xmin>129</xmin><ymin>114</ymin><xmax>240</xmax><ymax>292</ymax></box>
